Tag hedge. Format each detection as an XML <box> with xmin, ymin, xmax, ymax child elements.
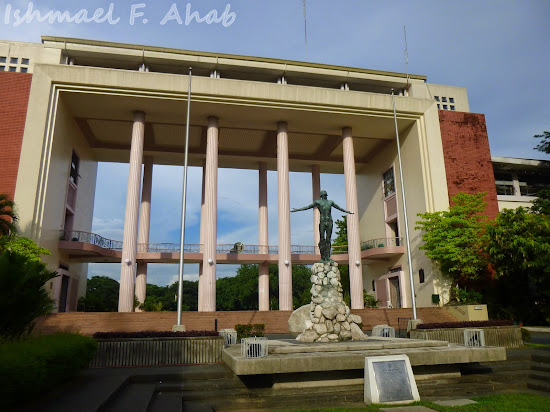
<box><xmin>0</xmin><ymin>333</ymin><xmax>98</xmax><ymax>408</ymax></box>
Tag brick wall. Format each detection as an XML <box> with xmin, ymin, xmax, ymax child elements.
<box><xmin>34</xmin><ymin>307</ymin><xmax>458</xmax><ymax>336</ymax></box>
<box><xmin>0</xmin><ymin>72</ymin><xmax>33</xmax><ymax>201</ymax></box>
<box><xmin>438</xmin><ymin>110</ymin><xmax>499</xmax><ymax>219</ymax></box>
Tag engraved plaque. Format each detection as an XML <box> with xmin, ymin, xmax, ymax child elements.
<box><xmin>373</xmin><ymin>360</ymin><xmax>413</xmax><ymax>402</ymax></box>
<box><xmin>364</xmin><ymin>355</ymin><xmax>419</xmax><ymax>405</ymax></box>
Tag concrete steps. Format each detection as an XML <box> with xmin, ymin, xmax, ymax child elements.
<box><xmin>528</xmin><ymin>350</ymin><xmax>550</xmax><ymax>393</ymax></box>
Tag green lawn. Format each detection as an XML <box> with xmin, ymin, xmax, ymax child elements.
<box><xmin>289</xmin><ymin>393</ymin><xmax>550</xmax><ymax>412</ymax></box>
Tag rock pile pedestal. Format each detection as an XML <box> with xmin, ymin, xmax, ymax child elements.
<box><xmin>296</xmin><ymin>261</ymin><xmax>367</xmax><ymax>343</ymax></box>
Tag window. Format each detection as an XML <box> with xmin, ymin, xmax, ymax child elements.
<box><xmin>434</xmin><ymin>96</ymin><xmax>440</xmax><ymax>102</ymax></box>
<box><xmin>10</xmin><ymin>57</ymin><xmax>18</xmax><ymax>64</ymax></box>
<box><xmin>21</xmin><ymin>58</ymin><xmax>29</xmax><ymax>65</ymax></box>
<box><xmin>494</xmin><ymin>172</ymin><xmax>515</xmax><ymax>195</ymax></box>
<box><xmin>383</xmin><ymin>168</ymin><xmax>395</xmax><ymax>198</ymax></box>
<box><xmin>70</xmin><ymin>151</ymin><xmax>80</xmax><ymax>185</ymax></box>
<box><xmin>9</xmin><ymin>66</ymin><xmax>16</xmax><ymax>72</ymax></box>
<box><xmin>449</xmin><ymin>97</ymin><xmax>455</xmax><ymax>103</ymax></box>
<box><xmin>0</xmin><ymin>57</ymin><xmax>6</xmax><ymax>63</ymax></box>
<box><xmin>450</xmin><ymin>105</ymin><xmax>455</xmax><ymax>110</ymax></box>
<box><xmin>517</xmin><ymin>171</ymin><xmax>548</xmax><ymax>196</ymax></box>
<box><xmin>0</xmin><ymin>66</ymin><xmax>4</xmax><ymax>71</ymax></box>
<box><xmin>419</xmin><ymin>269</ymin><xmax>425</xmax><ymax>283</ymax></box>
<box><xmin>20</xmin><ymin>67</ymin><xmax>28</xmax><ymax>73</ymax></box>
<box><xmin>442</xmin><ymin>97</ymin><xmax>447</xmax><ymax>102</ymax></box>
<box><xmin>437</xmin><ymin>104</ymin><xmax>441</xmax><ymax>109</ymax></box>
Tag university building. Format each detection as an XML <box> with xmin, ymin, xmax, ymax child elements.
<box><xmin>1</xmin><ymin>37</ymin><xmax>546</xmax><ymax>313</ymax></box>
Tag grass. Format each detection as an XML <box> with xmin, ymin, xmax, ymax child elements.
<box><xmin>0</xmin><ymin>333</ymin><xmax>97</xmax><ymax>409</ymax></box>
<box><xmin>525</xmin><ymin>342</ymin><xmax>550</xmax><ymax>349</ymax></box>
<box><xmin>288</xmin><ymin>393</ymin><xmax>550</xmax><ymax>411</ymax></box>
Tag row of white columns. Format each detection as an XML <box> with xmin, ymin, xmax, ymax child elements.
<box><xmin>118</xmin><ymin>114</ymin><xmax>364</xmax><ymax>312</ymax></box>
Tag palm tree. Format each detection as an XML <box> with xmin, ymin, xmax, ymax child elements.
<box><xmin>0</xmin><ymin>194</ymin><xmax>17</xmax><ymax>236</ymax></box>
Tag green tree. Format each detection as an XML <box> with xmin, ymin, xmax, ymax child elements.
<box><xmin>0</xmin><ymin>236</ymin><xmax>51</xmax><ymax>261</ymax></box>
<box><xmin>0</xmin><ymin>249</ymin><xmax>57</xmax><ymax>339</ymax></box>
<box><xmin>531</xmin><ymin>187</ymin><xmax>550</xmax><ymax>216</ymax></box>
<box><xmin>534</xmin><ymin>131</ymin><xmax>550</xmax><ymax>154</ymax></box>
<box><xmin>0</xmin><ymin>194</ymin><xmax>17</xmax><ymax>236</ymax></box>
<box><xmin>487</xmin><ymin>207</ymin><xmax>550</xmax><ymax>324</ymax></box>
<box><xmin>79</xmin><ymin>276</ymin><xmax>119</xmax><ymax>312</ymax></box>
<box><xmin>415</xmin><ymin>192</ymin><xmax>490</xmax><ymax>300</ymax></box>
<box><xmin>332</xmin><ymin>216</ymin><xmax>351</xmax><ymax>305</ymax></box>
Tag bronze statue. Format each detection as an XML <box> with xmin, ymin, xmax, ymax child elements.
<box><xmin>291</xmin><ymin>190</ymin><xmax>353</xmax><ymax>262</ymax></box>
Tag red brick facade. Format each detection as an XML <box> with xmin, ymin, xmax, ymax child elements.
<box><xmin>438</xmin><ymin>110</ymin><xmax>499</xmax><ymax>219</ymax></box>
<box><xmin>0</xmin><ymin>72</ymin><xmax>33</xmax><ymax>201</ymax></box>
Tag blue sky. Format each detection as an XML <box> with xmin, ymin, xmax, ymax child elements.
<box><xmin>2</xmin><ymin>1</ymin><xmax>549</xmax><ymax>285</ymax></box>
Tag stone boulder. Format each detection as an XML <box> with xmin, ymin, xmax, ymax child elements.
<box><xmin>288</xmin><ymin>304</ymin><xmax>312</xmax><ymax>337</ymax></box>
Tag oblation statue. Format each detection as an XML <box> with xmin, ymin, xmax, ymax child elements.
<box><xmin>291</xmin><ymin>190</ymin><xmax>353</xmax><ymax>262</ymax></box>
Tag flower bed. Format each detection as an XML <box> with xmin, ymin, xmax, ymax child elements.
<box><xmin>90</xmin><ymin>331</ymin><xmax>224</xmax><ymax>367</ymax></box>
<box><xmin>410</xmin><ymin>325</ymin><xmax>523</xmax><ymax>349</ymax></box>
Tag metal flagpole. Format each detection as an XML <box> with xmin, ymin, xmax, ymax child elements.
<box><xmin>177</xmin><ymin>68</ymin><xmax>192</xmax><ymax>326</ymax></box>
<box><xmin>391</xmin><ymin>89</ymin><xmax>418</xmax><ymax>320</ymax></box>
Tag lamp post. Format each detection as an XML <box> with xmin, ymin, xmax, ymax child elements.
<box><xmin>391</xmin><ymin>89</ymin><xmax>418</xmax><ymax>320</ymax></box>
<box><xmin>176</xmin><ymin>68</ymin><xmax>192</xmax><ymax>328</ymax></box>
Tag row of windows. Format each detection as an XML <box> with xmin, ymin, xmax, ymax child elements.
<box><xmin>437</xmin><ymin>104</ymin><xmax>455</xmax><ymax>110</ymax></box>
<box><xmin>0</xmin><ymin>56</ymin><xmax>30</xmax><ymax>73</ymax></box>
<box><xmin>434</xmin><ymin>96</ymin><xmax>454</xmax><ymax>103</ymax></box>
<box><xmin>494</xmin><ymin>171</ymin><xmax>549</xmax><ymax>196</ymax></box>
<box><xmin>0</xmin><ymin>56</ymin><xmax>30</xmax><ymax>65</ymax></box>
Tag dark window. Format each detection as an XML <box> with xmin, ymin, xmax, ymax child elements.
<box><xmin>20</xmin><ymin>67</ymin><xmax>28</xmax><ymax>73</ymax></box>
<box><xmin>442</xmin><ymin>97</ymin><xmax>447</xmax><ymax>102</ymax></box>
<box><xmin>0</xmin><ymin>66</ymin><xmax>4</xmax><ymax>71</ymax></box>
<box><xmin>383</xmin><ymin>168</ymin><xmax>395</xmax><ymax>198</ymax></box>
<box><xmin>443</xmin><ymin>105</ymin><xmax>448</xmax><ymax>110</ymax></box>
<box><xmin>437</xmin><ymin>104</ymin><xmax>441</xmax><ymax>109</ymax></box>
<box><xmin>9</xmin><ymin>66</ymin><xmax>16</xmax><ymax>72</ymax></box>
<box><xmin>449</xmin><ymin>97</ymin><xmax>455</xmax><ymax>103</ymax></box>
<box><xmin>21</xmin><ymin>58</ymin><xmax>29</xmax><ymax>65</ymax></box>
<box><xmin>0</xmin><ymin>57</ymin><xmax>6</xmax><ymax>63</ymax></box>
<box><xmin>517</xmin><ymin>171</ymin><xmax>550</xmax><ymax>196</ymax></box>
<box><xmin>419</xmin><ymin>269</ymin><xmax>425</xmax><ymax>283</ymax></box>
<box><xmin>450</xmin><ymin>105</ymin><xmax>455</xmax><ymax>110</ymax></box>
<box><xmin>10</xmin><ymin>57</ymin><xmax>18</xmax><ymax>64</ymax></box>
<box><xmin>70</xmin><ymin>151</ymin><xmax>80</xmax><ymax>185</ymax></box>
<box><xmin>434</xmin><ymin>96</ymin><xmax>440</xmax><ymax>102</ymax></box>
<box><xmin>372</xmin><ymin>280</ymin><xmax>375</xmax><ymax>291</ymax></box>
<box><xmin>494</xmin><ymin>172</ymin><xmax>515</xmax><ymax>195</ymax></box>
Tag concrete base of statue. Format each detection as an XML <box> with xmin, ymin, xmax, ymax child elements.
<box><xmin>295</xmin><ymin>261</ymin><xmax>367</xmax><ymax>342</ymax></box>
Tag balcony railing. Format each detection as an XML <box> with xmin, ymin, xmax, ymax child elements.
<box><xmin>59</xmin><ymin>231</ymin><xmax>402</xmax><ymax>257</ymax></box>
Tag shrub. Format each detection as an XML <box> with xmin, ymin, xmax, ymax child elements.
<box><xmin>0</xmin><ymin>249</ymin><xmax>57</xmax><ymax>340</ymax></box>
<box><xmin>92</xmin><ymin>330</ymin><xmax>218</xmax><ymax>339</ymax></box>
<box><xmin>363</xmin><ymin>291</ymin><xmax>379</xmax><ymax>308</ymax></box>
<box><xmin>521</xmin><ymin>327</ymin><xmax>532</xmax><ymax>343</ymax></box>
<box><xmin>0</xmin><ymin>333</ymin><xmax>97</xmax><ymax>408</ymax></box>
<box><xmin>417</xmin><ymin>320</ymin><xmax>514</xmax><ymax>329</ymax></box>
<box><xmin>235</xmin><ymin>323</ymin><xmax>265</xmax><ymax>340</ymax></box>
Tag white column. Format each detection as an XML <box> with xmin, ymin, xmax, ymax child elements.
<box><xmin>277</xmin><ymin>121</ymin><xmax>293</xmax><ymax>311</ymax></box>
<box><xmin>258</xmin><ymin>162</ymin><xmax>269</xmax><ymax>311</ymax></box>
<box><xmin>198</xmin><ymin>161</ymin><xmax>206</xmax><ymax>311</ymax></box>
<box><xmin>311</xmin><ymin>164</ymin><xmax>321</xmax><ymax>253</ymax></box>
<box><xmin>135</xmin><ymin>156</ymin><xmax>153</xmax><ymax>311</ymax></box>
<box><xmin>118</xmin><ymin>111</ymin><xmax>145</xmax><ymax>312</ymax></box>
<box><xmin>342</xmin><ymin>127</ymin><xmax>364</xmax><ymax>309</ymax></box>
<box><xmin>202</xmin><ymin>117</ymin><xmax>218</xmax><ymax>312</ymax></box>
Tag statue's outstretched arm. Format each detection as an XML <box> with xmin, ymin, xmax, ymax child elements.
<box><xmin>291</xmin><ymin>202</ymin><xmax>316</xmax><ymax>212</ymax></box>
<box><xmin>332</xmin><ymin>202</ymin><xmax>353</xmax><ymax>214</ymax></box>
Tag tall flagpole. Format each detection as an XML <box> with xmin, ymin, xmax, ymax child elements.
<box><xmin>177</xmin><ymin>68</ymin><xmax>192</xmax><ymax>326</ymax></box>
<box><xmin>391</xmin><ymin>89</ymin><xmax>418</xmax><ymax>320</ymax></box>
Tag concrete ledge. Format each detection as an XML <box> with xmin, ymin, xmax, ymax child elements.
<box><xmin>223</xmin><ymin>338</ymin><xmax>506</xmax><ymax>376</ymax></box>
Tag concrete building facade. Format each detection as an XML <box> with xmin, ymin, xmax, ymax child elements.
<box><xmin>0</xmin><ymin>36</ymin><xmax>529</xmax><ymax>313</ymax></box>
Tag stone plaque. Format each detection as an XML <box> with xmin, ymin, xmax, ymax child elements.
<box><xmin>364</xmin><ymin>355</ymin><xmax>419</xmax><ymax>405</ymax></box>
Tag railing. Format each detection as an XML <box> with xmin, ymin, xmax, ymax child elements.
<box><xmin>60</xmin><ymin>230</ymin><xmax>124</xmax><ymax>251</ymax></box>
<box><xmin>59</xmin><ymin>231</ymin><xmax>401</xmax><ymax>257</ymax></box>
<box><xmin>360</xmin><ymin>237</ymin><xmax>404</xmax><ymax>250</ymax></box>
